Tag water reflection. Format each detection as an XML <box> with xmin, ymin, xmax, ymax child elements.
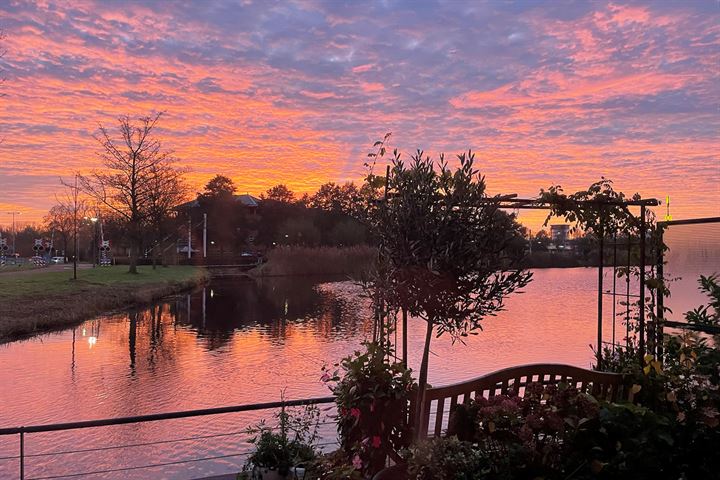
<box><xmin>168</xmin><ymin>277</ymin><xmax>366</xmax><ymax>351</ymax></box>
<box><xmin>2</xmin><ymin>268</ymin><xmax>716</xmax><ymax>480</ymax></box>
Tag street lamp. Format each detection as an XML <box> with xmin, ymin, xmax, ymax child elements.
<box><xmin>6</xmin><ymin>211</ymin><xmax>20</xmax><ymax>255</ymax></box>
<box><xmin>84</xmin><ymin>216</ymin><xmax>99</xmax><ymax>266</ymax></box>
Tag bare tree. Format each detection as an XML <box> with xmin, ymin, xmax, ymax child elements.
<box><xmin>44</xmin><ymin>204</ymin><xmax>75</xmax><ymax>259</ymax></box>
<box><xmin>79</xmin><ymin>112</ymin><xmax>183</xmax><ymax>273</ymax></box>
<box><xmin>58</xmin><ymin>174</ymin><xmax>87</xmax><ymax>280</ymax></box>
<box><xmin>146</xmin><ymin>161</ymin><xmax>188</xmax><ymax>268</ymax></box>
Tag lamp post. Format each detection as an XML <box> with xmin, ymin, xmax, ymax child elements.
<box><xmin>84</xmin><ymin>216</ymin><xmax>99</xmax><ymax>266</ymax></box>
<box><xmin>6</xmin><ymin>211</ymin><xmax>20</xmax><ymax>255</ymax></box>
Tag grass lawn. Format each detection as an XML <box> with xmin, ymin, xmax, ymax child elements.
<box><xmin>0</xmin><ymin>265</ymin><xmax>206</xmax><ymax>299</ymax></box>
<box><xmin>0</xmin><ymin>265</ymin><xmax>208</xmax><ymax>341</ymax></box>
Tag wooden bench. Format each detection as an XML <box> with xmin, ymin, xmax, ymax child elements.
<box><xmin>415</xmin><ymin>363</ymin><xmax>627</xmax><ymax>438</ymax></box>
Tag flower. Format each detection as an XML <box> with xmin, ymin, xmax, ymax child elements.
<box><xmin>372</xmin><ymin>436</ymin><xmax>382</xmax><ymax>448</ymax></box>
<box><xmin>350</xmin><ymin>407</ymin><xmax>361</xmax><ymax>419</ymax></box>
<box><xmin>352</xmin><ymin>454</ymin><xmax>363</xmax><ymax>470</ymax></box>
<box><xmin>320</xmin><ymin>372</ymin><xmax>331</xmax><ymax>382</ymax></box>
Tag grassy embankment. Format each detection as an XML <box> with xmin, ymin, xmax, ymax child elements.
<box><xmin>250</xmin><ymin>245</ymin><xmax>376</xmax><ymax>277</ymax></box>
<box><xmin>0</xmin><ymin>265</ymin><xmax>208</xmax><ymax>342</ymax></box>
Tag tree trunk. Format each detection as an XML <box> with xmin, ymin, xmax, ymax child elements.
<box><xmin>402</xmin><ymin>308</ymin><xmax>408</xmax><ymax>367</ymax></box>
<box><xmin>128</xmin><ymin>220</ymin><xmax>140</xmax><ymax>274</ymax></box>
<box><xmin>128</xmin><ymin>241</ymin><xmax>139</xmax><ymax>274</ymax></box>
<box><xmin>416</xmin><ymin>320</ymin><xmax>434</xmax><ymax>435</ymax></box>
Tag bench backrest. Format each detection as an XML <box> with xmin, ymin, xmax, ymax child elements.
<box><xmin>416</xmin><ymin>363</ymin><xmax>627</xmax><ymax>438</ymax></box>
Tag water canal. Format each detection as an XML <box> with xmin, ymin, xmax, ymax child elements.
<box><xmin>1</xmin><ymin>236</ymin><xmax>717</xmax><ymax>480</ymax></box>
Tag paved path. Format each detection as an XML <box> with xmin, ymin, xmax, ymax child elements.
<box><xmin>0</xmin><ymin>263</ymin><xmax>94</xmax><ymax>275</ymax></box>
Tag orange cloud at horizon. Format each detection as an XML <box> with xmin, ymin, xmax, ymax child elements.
<box><xmin>0</xmin><ymin>0</ymin><xmax>717</xmax><ymax>230</ymax></box>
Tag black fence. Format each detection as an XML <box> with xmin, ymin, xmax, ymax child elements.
<box><xmin>0</xmin><ymin>397</ymin><xmax>336</xmax><ymax>480</ymax></box>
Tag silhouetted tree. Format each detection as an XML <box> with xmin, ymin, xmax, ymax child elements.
<box><xmin>263</xmin><ymin>184</ymin><xmax>295</xmax><ymax>203</ymax></box>
<box><xmin>329</xmin><ymin>218</ymin><xmax>367</xmax><ymax>246</ymax></box>
<box><xmin>311</xmin><ymin>182</ymin><xmax>360</xmax><ymax>216</ymax></box>
<box><xmin>278</xmin><ymin>217</ymin><xmax>321</xmax><ymax>246</ymax></box>
<box><xmin>198</xmin><ymin>174</ymin><xmax>241</xmax><ymax>255</ymax></box>
<box><xmin>200</xmin><ymin>174</ymin><xmax>236</xmax><ymax>200</ymax></box>
<box><xmin>58</xmin><ymin>174</ymin><xmax>89</xmax><ymax>278</ymax></box>
<box><xmin>79</xmin><ymin>112</ymin><xmax>182</xmax><ymax>273</ymax></box>
<box><xmin>310</xmin><ymin>182</ymin><xmax>343</xmax><ymax>212</ymax></box>
<box><xmin>44</xmin><ymin>203</ymin><xmax>80</xmax><ymax>258</ymax></box>
<box><xmin>146</xmin><ymin>162</ymin><xmax>188</xmax><ymax>267</ymax></box>
<box><xmin>533</xmin><ymin>229</ymin><xmax>551</xmax><ymax>251</ymax></box>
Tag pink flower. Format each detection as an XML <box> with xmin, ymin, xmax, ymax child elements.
<box><xmin>350</xmin><ymin>407</ymin><xmax>361</xmax><ymax>419</ymax></box>
<box><xmin>320</xmin><ymin>372</ymin><xmax>331</xmax><ymax>382</ymax></box>
<box><xmin>352</xmin><ymin>454</ymin><xmax>363</xmax><ymax>470</ymax></box>
<box><xmin>372</xmin><ymin>436</ymin><xmax>381</xmax><ymax>448</ymax></box>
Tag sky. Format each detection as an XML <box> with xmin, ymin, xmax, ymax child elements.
<box><xmin>0</xmin><ymin>0</ymin><xmax>718</xmax><ymax>228</ymax></box>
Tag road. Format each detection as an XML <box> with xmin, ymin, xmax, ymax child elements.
<box><xmin>0</xmin><ymin>262</ymin><xmax>95</xmax><ymax>275</ymax></box>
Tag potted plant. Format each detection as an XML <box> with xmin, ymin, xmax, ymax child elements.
<box><xmin>243</xmin><ymin>401</ymin><xmax>320</xmax><ymax>479</ymax></box>
<box><xmin>323</xmin><ymin>341</ymin><xmax>415</xmax><ymax>478</ymax></box>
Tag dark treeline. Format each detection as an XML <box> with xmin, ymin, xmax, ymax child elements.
<box><xmin>180</xmin><ymin>174</ymin><xmax>379</xmax><ymax>257</ymax></box>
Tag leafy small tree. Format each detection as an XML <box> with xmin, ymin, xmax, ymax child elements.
<box><xmin>370</xmin><ymin>145</ymin><xmax>532</xmax><ymax>423</ymax></box>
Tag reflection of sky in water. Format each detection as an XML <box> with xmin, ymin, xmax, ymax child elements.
<box><xmin>0</xmin><ymin>261</ymin><xmax>718</xmax><ymax>479</ymax></box>
<box><xmin>664</xmin><ymin>222</ymin><xmax>720</xmax><ymax>319</ymax></box>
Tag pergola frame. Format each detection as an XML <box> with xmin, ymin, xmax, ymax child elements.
<box><xmin>377</xmin><ymin>181</ymin><xmax>660</xmax><ymax>370</ymax></box>
<box><xmin>492</xmin><ymin>195</ymin><xmax>660</xmax><ymax>369</ymax></box>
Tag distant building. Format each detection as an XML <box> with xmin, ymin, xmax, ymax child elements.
<box><xmin>176</xmin><ymin>194</ymin><xmax>261</xmax><ymax>212</ymax></box>
<box><xmin>550</xmin><ymin>224</ymin><xmax>570</xmax><ymax>246</ymax></box>
<box><xmin>174</xmin><ymin>194</ymin><xmax>262</xmax><ymax>258</ymax></box>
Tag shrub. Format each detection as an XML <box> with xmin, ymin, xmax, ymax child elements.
<box><xmin>252</xmin><ymin>245</ymin><xmax>375</xmax><ymax>276</ymax></box>
<box><xmin>447</xmin><ymin>383</ymin><xmax>600</xmax><ymax>477</ymax></box>
<box><xmin>323</xmin><ymin>341</ymin><xmax>415</xmax><ymax>477</ymax></box>
<box><xmin>408</xmin><ymin>437</ymin><xmax>489</xmax><ymax>480</ymax></box>
<box><xmin>439</xmin><ymin>376</ymin><xmax>720</xmax><ymax>479</ymax></box>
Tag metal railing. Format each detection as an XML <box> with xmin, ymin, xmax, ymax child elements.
<box><xmin>0</xmin><ymin>396</ymin><xmax>336</xmax><ymax>480</ymax></box>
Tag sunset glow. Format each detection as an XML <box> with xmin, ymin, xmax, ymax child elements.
<box><xmin>0</xmin><ymin>0</ymin><xmax>718</xmax><ymax>226</ymax></box>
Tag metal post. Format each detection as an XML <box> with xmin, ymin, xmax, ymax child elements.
<box><xmin>656</xmin><ymin>227</ymin><xmax>665</xmax><ymax>362</ymax></box>
<box><xmin>93</xmin><ymin>220</ymin><xmax>99</xmax><ymax>267</ymax></box>
<box><xmin>596</xmin><ymin>214</ymin><xmax>604</xmax><ymax>369</ymax></box>
<box><xmin>626</xmin><ymin>234</ymin><xmax>631</xmax><ymax>347</ymax></box>
<box><xmin>19</xmin><ymin>430</ymin><xmax>24</xmax><ymax>480</ymax></box>
<box><xmin>203</xmin><ymin>213</ymin><xmax>207</xmax><ymax>259</ymax></box>
<box><xmin>639</xmin><ymin>205</ymin><xmax>646</xmax><ymax>365</ymax></box>
<box><xmin>612</xmin><ymin>233</ymin><xmax>617</xmax><ymax>352</ymax></box>
<box><xmin>6</xmin><ymin>211</ymin><xmax>20</xmax><ymax>255</ymax></box>
<box><xmin>402</xmin><ymin>308</ymin><xmax>408</xmax><ymax>367</ymax></box>
<box><xmin>187</xmin><ymin>218</ymin><xmax>192</xmax><ymax>260</ymax></box>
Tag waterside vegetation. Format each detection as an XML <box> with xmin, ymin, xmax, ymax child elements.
<box><xmin>250</xmin><ymin>246</ymin><xmax>375</xmax><ymax>277</ymax></box>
